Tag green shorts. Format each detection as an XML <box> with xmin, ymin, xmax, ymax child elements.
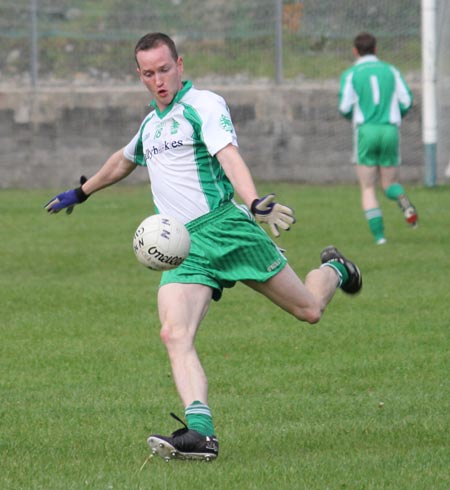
<box><xmin>159</xmin><ymin>201</ymin><xmax>287</xmax><ymax>301</ymax></box>
<box><xmin>355</xmin><ymin>124</ymin><xmax>400</xmax><ymax>166</ymax></box>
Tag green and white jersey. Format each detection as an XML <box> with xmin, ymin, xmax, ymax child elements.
<box><xmin>339</xmin><ymin>55</ymin><xmax>413</xmax><ymax>127</ymax></box>
<box><xmin>124</xmin><ymin>80</ymin><xmax>237</xmax><ymax>224</ymax></box>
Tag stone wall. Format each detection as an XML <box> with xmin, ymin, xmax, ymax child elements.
<box><xmin>0</xmin><ymin>82</ymin><xmax>428</xmax><ymax>189</ymax></box>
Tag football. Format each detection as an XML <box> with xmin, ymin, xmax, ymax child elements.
<box><xmin>133</xmin><ymin>214</ymin><xmax>191</xmax><ymax>271</ymax></box>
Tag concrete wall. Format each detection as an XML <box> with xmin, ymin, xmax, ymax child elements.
<box><xmin>0</xmin><ymin>83</ymin><xmax>427</xmax><ymax>189</ymax></box>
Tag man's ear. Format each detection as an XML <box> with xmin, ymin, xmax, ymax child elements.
<box><xmin>177</xmin><ymin>56</ymin><xmax>184</xmax><ymax>73</ymax></box>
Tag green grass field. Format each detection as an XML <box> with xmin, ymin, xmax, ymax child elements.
<box><xmin>1</xmin><ymin>183</ymin><xmax>449</xmax><ymax>489</ymax></box>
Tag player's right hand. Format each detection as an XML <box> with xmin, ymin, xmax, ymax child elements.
<box><xmin>45</xmin><ymin>176</ymin><xmax>89</xmax><ymax>214</ymax></box>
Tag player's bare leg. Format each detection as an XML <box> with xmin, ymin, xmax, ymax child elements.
<box><xmin>157</xmin><ymin>283</ymin><xmax>212</xmax><ymax>406</ymax></box>
<box><xmin>245</xmin><ymin>247</ymin><xmax>361</xmax><ymax>324</ymax></box>
<box><xmin>356</xmin><ymin>165</ymin><xmax>386</xmax><ymax>244</ymax></box>
<box><xmin>379</xmin><ymin>165</ymin><xmax>399</xmax><ymax>191</ymax></box>
<box><xmin>148</xmin><ymin>283</ymin><xmax>219</xmax><ymax>462</ymax></box>
<box><xmin>244</xmin><ymin>263</ymin><xmax>339</xmax><ymax>324</ymax></box>
<box><xmin>356</xmin><ymin>164</ymin><xmax>379</xmax><ymax>209</ymax></box>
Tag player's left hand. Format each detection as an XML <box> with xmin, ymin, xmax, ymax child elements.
<box><xmin>45</xmin><ymin>176</ymin><xmax>89</xmax><ymax>214</ymax></box>
<box><xmin>251</xmin><ymin>193</ymin><xmax>295</xmax><ymax>237</ymax></box>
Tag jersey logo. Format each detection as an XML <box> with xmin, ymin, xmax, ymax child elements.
<box><xmin>170</xmin><ymin>119</ymin><xmax>180</xmax><ymax>135</ymax></box>
<box><xmin>154</xmin><ymin>119</ymin><xmax>180</xmax><ymax>138</ymax></box>
<box><xmin>154</xmin><ymin>123</ymin><xmax>164</xmax><ymax>139</ymax></box>
<box><xmin>219</xmin><ymin>114</ymin><xmax>233</xmax><ymax>133</ymax></box>
<box><xmin>144</xmin><ymin>140</ymin><xmax>184</xmax><ymax>164</ymax></box>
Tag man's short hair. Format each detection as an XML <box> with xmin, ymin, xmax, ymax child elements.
<box><xmin>354</xmin><ymin>32</ymin><xmax>377</xmax><ymax>56</ymax></box>
<box><xmin>134</xmin><ymin>32</ymin><xmax>179</xmax><ymax>65</ymax></box>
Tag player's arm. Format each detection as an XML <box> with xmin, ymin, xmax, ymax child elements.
<box><xmin>216</xmin><ymin>144</ymin><xmax>258</xmax><ymax>207</ymax></box>
<box><xmin>216</xmin><ymin>144</ymin><xmax>295</xmax><ymax>237</ymax></box>
<box><xmin>45</xmin><ymin>148</ymin><xmax>136</xmax><ymax>214</ymax></box>
<box><xmin>81</xmin><ymin>148</ymin><xmax>136</xmax><ymax>195</ymax></box>
<box><xmin>338</xmin><ymin>71</ymin><xmax>355</xmax><ymax>120</ymax></box>
<box><xmin>393</xmin><ymin>68</ymin><xmax>413</xmax><ymax>118</ymax></box>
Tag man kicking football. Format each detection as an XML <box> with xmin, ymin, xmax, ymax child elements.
<box><xmin>46</xmin><ymin>32</ymin><xmax>362</xmax><ymax>462</ymax></box>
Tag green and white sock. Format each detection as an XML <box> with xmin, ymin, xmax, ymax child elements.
<box><xmin>385</xmin><ymin>183</ymin><xmax>405</xmax><ymax>201</ymax></box>
<box><xmin>365</xmin><ymin>208</ymin><xmax>385</xmax><ymax>243</ymax></box>
<box><xmin>320</xmin><ymin>261</ymin><xmax>349</xmax><ymax>288</ymax></box>
<box><xmin>185</xmin><ymin>401</ymin><xmax>214</xmax><ymax>436</ymax></box>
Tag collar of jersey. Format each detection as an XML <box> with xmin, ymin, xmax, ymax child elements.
<box><xmin>150</xmin><ymin>80</ymin><xmax>193</xmax><ymax>118</ymax></box>
<box><xmin>355</xmin><ymin>55</ymin><xmax>379</xmax><ymax>65</ymax></box>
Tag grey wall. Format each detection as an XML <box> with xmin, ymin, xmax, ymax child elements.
<box><xmin>0</xmin><ymin>83</ymin><xmax>427</xmax><ymax>189</ymax></box>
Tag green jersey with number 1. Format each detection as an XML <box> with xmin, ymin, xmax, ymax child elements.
<box><xmin>339</xmin><ymin>55</ymin><xmax>413</xmax><ymax>127</ymax></box>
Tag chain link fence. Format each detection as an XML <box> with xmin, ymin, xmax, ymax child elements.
<box><xmin>1</xmin><ymin>0</ymin><xmax>425</xmax><ymax>86</ymax></box>
<box><xmin>1</xmin><ymin>0</ymin><xmax>449</xmax><ymax>181</ymax></box>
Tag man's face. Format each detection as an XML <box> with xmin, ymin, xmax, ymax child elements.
<box><xmin>136</xmin><ymin>44</ymin><xmax>183</xmax><ymax>111</ymax></box>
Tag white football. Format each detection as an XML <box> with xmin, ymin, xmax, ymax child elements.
<box><xmin>133</xmin><ymin>214</ymin><xmax>191</xmax><ymax>271</ymax></box>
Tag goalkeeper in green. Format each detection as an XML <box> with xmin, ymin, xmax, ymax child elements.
<box><xmin>339</xmin><ymin>32</ymin><xmax>418</xmax><ymax>244</ymax></box>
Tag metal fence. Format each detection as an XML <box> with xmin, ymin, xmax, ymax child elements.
<box><xmin>2</xmin><ymin>0</ymin><xmax>449</xmax><ymax>181</ymax></box>
<box><xmin>1</xmin><ymin>0</ymin><xmax>425</xmax><ymax>87</ymax></box>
